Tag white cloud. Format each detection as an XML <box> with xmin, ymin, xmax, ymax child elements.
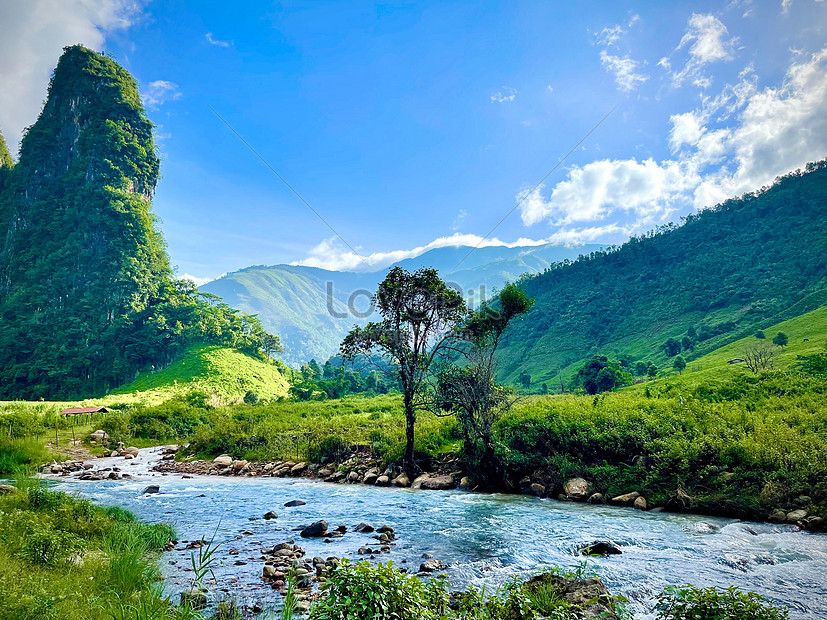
<box><xmin>206</xmin><ymin>32</ymin><xmax>231</xmax><ymax>47</ymax></box>
<box><xmin>0</xmin><ymin>0</ymin><xmax>145</xmax><ymax>153</ymax></box>
<box><xmin>596</xmin><ymin>25</ymin><xmax>623</xmax><ymax>47</ymax></box>
<box><xmin>520</xmin><ymin>48</ymin><xmax>827</xmax><ymax>242</ymax></box>
<box><xmin>450</xmin><ymin>209</ymin><xmax>469</xmax><ymax>231</ymax></box>
<box><xmin>490</xmin><ymin>87</ymin><xmax>517</xmax><ymax>103</ymax></box>
<box><xmin>600</xmin><ymin>51</ymin><xmax>649</xmax><ymax>91</ymax></box>
<box><xmin>293</xmin><ymin>234</ymin><xmax>549</xmax><ymax>272</ymax></box>
<box><xmin>668</xmin><ymin>14</ymin><xmax>738</xmax><ymax>87</ymax></box>
<box><xmin>180</xmin><ymin>273</ymin><xmax>215</xmax><ymax>287</ymax></box>
<box><xmin>143</xmin><ymin>80</ymin><xmax>182</xmax><ymax>108</ymax></box>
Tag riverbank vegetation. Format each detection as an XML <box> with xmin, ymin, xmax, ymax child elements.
<box><xmin>0</xmin><ymin>479</ymin><xmax>178</xmax><ymax>620</ymax></box>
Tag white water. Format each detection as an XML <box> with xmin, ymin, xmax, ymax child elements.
<box><xmin>50</xmin><ymin>447</ymin><xmax>827</xmax><ymax>618</ymax></box>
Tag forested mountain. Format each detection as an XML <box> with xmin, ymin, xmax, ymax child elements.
<box><xmin>201</xmin><ymin>242</ymin><xmax>600</xmax><ymax>366</ymax></box>
<box><xmin>497</xmin><ymin>162</ymin><xmax>827</xmax><ymax>389</ymax></box>
<box><xmin>0</xmin><ymin>46</ymin><xmax>280</xmax><ymax>400</ymax></box>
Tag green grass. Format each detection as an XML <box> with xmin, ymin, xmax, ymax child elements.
<box><xmin>0</xmin><ymin>479</ymin><xmax>180</xmax><ymax>620</ymax></box>
<box><xmin>110</xmin><ymin>344</ymin><xmax>290</xmax><ymax>404</ymax></box>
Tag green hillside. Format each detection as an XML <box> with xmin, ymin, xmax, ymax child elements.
<box><xmin>498</xmin><ymin>162</ymin><xmax>827</xmax><ymax>390</ymax></box>
<box><xmin>110</xmin><ymin>345</ymin><xmax>290</xmax><ymax>404</ymax></box>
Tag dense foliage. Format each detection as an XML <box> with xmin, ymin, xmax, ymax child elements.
<box><xmin>498</xmin><ymin>162</ymin><xmax>827</xmax><ymax>388</ymax></box>
<box><xmin>655</xmin><ymin>586</ymin><xmax>788</xmax><ymax>620</ymax></box>
<box><xmin>0</xmin><ymin>46</ymin><xmax>279</xmax><ymax>399</ymax></box>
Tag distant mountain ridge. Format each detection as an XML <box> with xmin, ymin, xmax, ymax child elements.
<box><xmin>201</xmin><ymin>242</ymin><xmax>601</xmax><ymax>366</ymax></box>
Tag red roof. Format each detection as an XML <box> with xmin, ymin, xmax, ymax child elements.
<box><xmin>59</xmin><ymin>406</ymin><xmax>108</xmax><ymax>415</ymax></box>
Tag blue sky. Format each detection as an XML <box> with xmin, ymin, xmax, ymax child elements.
<box><xmin>1</xmin><ymin>1</ymin><xmax>826</xmax><ymax>282</ymax></box>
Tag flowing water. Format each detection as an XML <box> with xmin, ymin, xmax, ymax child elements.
<box><xmin>52</xmin><ymin>447</ymin><xmax>827</xmax><ymax>618</ymax></box>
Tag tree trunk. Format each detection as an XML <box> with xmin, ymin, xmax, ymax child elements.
<box><xmin>403</xmin><ymin>391</ymin><xmax>416</xmax><ymax>476</ymax></box>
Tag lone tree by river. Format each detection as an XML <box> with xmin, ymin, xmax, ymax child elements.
<box><xmin>341</xmin><ymin>267</ymin><xmax>466</xmax><ymax>475</ymax></box>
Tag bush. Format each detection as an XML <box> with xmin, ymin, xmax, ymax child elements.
<box><xmin>20</xmin><ymin>526</ymin><xmax>86</xmax><ymax>566</ymax></box>
<box><xmin>655</xmin><ymin>585</ymin><xmax>789</xmax><ymax>620</ymax></box>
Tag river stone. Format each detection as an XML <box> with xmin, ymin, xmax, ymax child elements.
<box><xmin>347</xmin><ymin>471</ymin><xmax>361</xmax><ymax>483</ymax></box>
<box><xmin>665</xmin><ymin>487</ymin><xmax>693</xmax><ymax>512</ymax></box>
<box><xmin>301</xmin><ymin>520</ymin><xmax>328</xmax><ymax>538</ymax></box>
<box><xmin>578</xmin><ymin>540</ymin><xmax>622</xmax><ymax>556</ymax></box>
<box><xmin>411</xmin><ymin>474</ymin><xmax>430</xmax><ymax>490</ymax></box>
<box><xmin>459</xmin><ymin>476</ymin><xmax>472</xmax><ymax>490</ymax></box>
<box><xmin>392</xmin><ymin>473</ymin><xmax>411</xmax><ymax>488</ymax></box>
<box><xmin>787</xmin><ymin>509</ymin><xmax>808</xmax><ymax>522</ymax></box>
<box><xmin>529</xmin><ymin>482</ymin><xmax>546</xmax><ymax>497</ymax></box>
<box><xmin>123</xmin><ymin>446</ymin><xmax>139</xmax><ymax>457</ymax></box>
<box><xmin>768</xmin><ymin>509</ymin><xmax>786</xmax><ymax>523</ymax></box>
<box><xmin>634</xmin><ymin>496</ymin><xmax>648</xmax><ymax>511</ymax></box>
<box><xmin>263</xmin><ymin>511</ymin><xmax>278</xmax><ymax>520</ymax></box>
<box><xmin>123</xmin><ymin>454</ymin><xmax>134</xmax><ymax>460</ymax></box>
<box><xmin>375</xmin><ymin>475</ymin><xmax>390</xmax><ymax>487</ymax></box>
<box><xmin>232</xmin><ymin>460</ymin><xmax>248</xmax><ymax>471</ymax></box>
<box><xmin>587</xmin><ymin>493</ymin><xmax>606</xmax><ymax>504</ymax></box>
<box><xmin>355</xmin><ymin>522</ymin><xmax>374</xmax><ymax>533</ymax></box>
<box><xmin>564</xmin><ymin>478</ymin><xmax>591</xmax><ymax>501</ymax></box>
<box><xmin>142</xmin><ymin>485</ymin><xmax>160</xmax><ymax>494</ymax></box>
<box><xmin>263</xmin><ymin>565</ymin><xmax>277</xmax><ymax>579</ymax></box>
<box><xmin>0</xmin><ymin>484</ymin><xmax>17</xmax><ymax>495</ymax></box>
<box><xmin>421</xmin><ymin>475</ymin><xmax>455</xmax><ymax>491</ymax></box>
<box><xmin>180</xmin><ymin>589</ymin><xmax>207</xmax><ymax>610</ymax></box>
<box><xmin>90</xmin><ymin>429</ymin><xmax>109</xmax><ymax>443</ymax></box>
<box><xmin>611</xmin><ymin>491</ymin><xmax>640</xmax><ymax>505</ymax></box>
<box><xmin>803</xmin><ymin>516</ymin><xmax>824</xmax><ymax>530</ymax></box>
<box><xmin>419</xmin><ymin>559</ymin><xmax>446</xmax><ymax>572</ymax></box>
<box><xmin>213</xmin><ymin>455</ymin><xmax>233</xmax><ymax>467</ymax></box>
<box><xmin>363</xmin><ymin>472</ymin><xmax>379</xmax><ymax>485</ymax></box>
<box><xmin>284</xmin><ymin>500</ymin><xmax>306</xmax><ymax>507</ymax></box>
<box><xmin>291</xmin><ymin>462</ymin><xmax>307</xmax><ymax>474</ymax></box>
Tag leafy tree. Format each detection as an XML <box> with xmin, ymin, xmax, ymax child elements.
<box><xmin>433</xmin><ymin>283</ymin><xmax>533</xmax><ymax>484</ymax></box>
<box><xmin>755</xmin><ymin>330</ymin><xmax>765</xmax><ymax>339</ymax></box>
<box><xmin>635</xmin><ymin>361</ymin><xmax>648</xmax><ymax>376</ymax></box>
<box><xmin>773</xmin><ymin>332</ymin><xmax>788</xmax><ymax>348</ymax></box>
<box><xmin>341</xmin><ymin>267</ymin><xmax>466</xmax><ymax>474</ymax></box>
<box><xmin>686</xmin><ymin>326</ymin><xmax>697</xmax><ymax>340</ymax></box>
<box><xmin>663</xmin><ymin>338</ymin><xmax>682</xmax><ymax>357</ymax></box>
<box><xmin>574</xmin><ymin>356</ymin><xmax>630</xmax><ymax>394</ymax></box>
<box><xmin>517</xmin><ymin>371</ymin><xmax>531</xmax><ymax>390</ymax></box>
<box><xmin>681</xmin><ymin>337</ymin><xmax>694</xmax><ymax>352</ymax></box>
<box><xmin>647</xmin><ymin>363</ymin><xmax>658</xmax><ymax>378</ymax></box>
<box><xmin>540</xmin><ymin>382</ymin><xmax>548</xmax><ymax>394</ymax></box>
<box><xmin>673</xmin><ymin>355</ymin><xmax>687</xmax><ymax>375</ymax></box>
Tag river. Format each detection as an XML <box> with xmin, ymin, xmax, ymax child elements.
<box><xmin>50</xmin><ymin>447</ymin><xmax>827</xmax><ymax>619</ymax></box>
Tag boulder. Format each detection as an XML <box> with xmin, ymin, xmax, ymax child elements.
<box><xmin>564</xmin><ymin>478</ymin><xmax>591</xmax><ymax>501</ymax></box>
<box><xmin>524</xmin><ymin>574</ymin><xmax>618</xmax><ymax>619</ymax></box>
<box><xmin>123</xmin><ymin>446</ymin><xmax>140</xmax><ymax>457</ymax></box>
<box><xmin>587</xmin><ymin>493</ymin><xmax>606</xmax><ymax>505</ymax></box>
<box><xmin>213</xmin><ymin>455</ymin><xmax>233</xmax><ymax>467</ymax></box>
<box><xmin>232</xmin><ymin>460</ymin><xmax>248</xmax><ymax>471</ymax></box>
<box><xmin>459</xmin><ymin>476</ymin><xmax>472</xmax><ymax>490</ymax></box>
<box><xmin>578</xmin><ymin>540</ymin><xmax>622</xmax><ymax>556</ymax></box>
<box><xmin>263</xmin><ymin>511</ymin><xmax>278</xmax><ymax>520</ymax></box>
<box><xmin>123</xmin><ymin>454</ymin><xmax>134</xmax><ymax>460</ymax></box>
<box><xmin>664</xmin><ymin>487</ymin><xmax>693</xmax><ymax>512</ymax></box>
<box><xmin>768</xmin><ymin>509</ymin><xmax>786</xmax><ymax>523</ymax></box>
<box><xmin>392</xmin><ymin>473</ymin><xmax>411</xmax><ymax>488</ymax></box>
<box><xmin>291</xmin><ymin>462</ymin><xmax>307</xmax><ymax>474</ymax></box>
<box><xmin>611</xmin><ymin>491</ymin><xmax>640</xmax><ymax>505</ymax></box>
<box><xmin>802</xmin><ymin>516</ymin><xmax>824</xmax><ymax>530</ymax></box>
<box><xmin>787</xmin><ymin>509</ymin><xmax>808</xmax><ymax>522</ymax></box>
<box><xmin>142</xmin><ymin>485</ymin><xmax>160</xmax><ymax>494</ymax></box>
<box><xmin>284</xmin><ymin>500</ymin><xmax>306</xmax><ymax>507</ymax></box>
<box><xmin>633</xmin><ymin>496</ymin><xmax>648</xmax><ymax>511</ymax></box>
<box><xmin>419</xmin><ymin>559</ymin><xmax>446</xmax><ymax>572</ymax></box>
<box><xmin>347</xmin><ymin>471</ymin><xmax>361</xmax><ymax>483</ymax></box>
<box><xmin>411</xmin><ymin>474</ymin><xmax>429</xmax><ymax>490</ymax></box>
<box><xmin>362</xmin><ymin>472</ymin><xmax>379</xmax><ymax>485</ymax></box>
<box><xmin>355</xmin><ymin>522</ymin><xmax>374</xmax><ymax>533</ymax></box>
<box><xmin>263</xmin><ymin>565</ymin><xmax>278</xmax><ymax>579</ymax></box>
<box><xmin>0</xmin><ymin>484</ymin><xmax>17</xmax><ymax>495</ymax></box>
<box><xmin>180</xmin><ymin>589</ymin><xmax>207</xmax><ymax>610</ymax></box>
<box><xmin>529</xmin><ymin>483</ymin><xmax>546</xmax><ymax>497</ymax></box>
<box><xmin>90</xmin><ymin>429</ymin><xmax>109</xmax><ymax>443</ymax></box>
<box><xmin>421</xmin><ymin>475</ymin><xmax>455</xmax><ymax>491</ymax></box>
<box><xmin>301</xmin><ymin>520</ymin><xmax>328</xmax><ymax>538</ymax></box>
<box><xmin>375</xmin><ymin>475</ymin><xmax>390</xmax><ymax>487</ymax></box>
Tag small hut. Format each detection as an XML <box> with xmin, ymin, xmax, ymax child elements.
<box><xmin>59</xmin><ymin>406</ymin><xmax>108</xmax><ymax>416</ymax></box>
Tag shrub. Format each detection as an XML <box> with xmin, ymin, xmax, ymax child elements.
<box><xmin>20</xmin><ymin>525</ymin><xmax>86</xmax><ymax>566</ymax></box>
<box><xmin>655</xmin><ymin>585</ymin><xmax>789</xmax><ymax>620</ymax></box>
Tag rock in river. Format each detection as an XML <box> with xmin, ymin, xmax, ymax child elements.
<box><xmin>142</xmin><ymin>485</ymin><xmax>160</xmax><ymax>494</ymax></box>
<box><xmin>419</xmin><ymin>559</ymin><xmax>446</xmax><ymax>572</ymax></box>
<box><xmin>213</xmin><ymin>455</ymin><xmax>233</xmax><ymax>467</ymax></box>
<box><xmin>301</xmin><ymin>520</ymin><xmax>328</xmax><ymax>538</ymax></box>
<box><xmin>284</xmin><ymin>500</ymin><xmax>306</xmax><ymax>507</ymax></box>
<box><xmin>564</xmin><ymin>478</ymin><xmax>591</xmax><ymax>501</ymax></box>
<box><xmin>578</xmin><ymin>540</ymin><xmax>622</xmax><ymax>556</ymax></box>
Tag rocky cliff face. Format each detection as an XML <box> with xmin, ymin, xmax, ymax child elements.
<box><xmin>0</xmin><ymin>46</ymin><xmax>170</xmax><ymax>397</ymax></box>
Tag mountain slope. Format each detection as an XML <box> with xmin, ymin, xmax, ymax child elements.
<box><xmin>498</xmin><ymin>162</ymin><xmax>827</xmax><ymax>389</ymax></box>
<box><xmin>0</xmin><ymin>46</ymin><xmax>283</xmax><ymax>399</ymax></box>
<box><xmin>201</xmin><ymin>243</ymin><xmax>600</xmax><ymax>366</ymax></box>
